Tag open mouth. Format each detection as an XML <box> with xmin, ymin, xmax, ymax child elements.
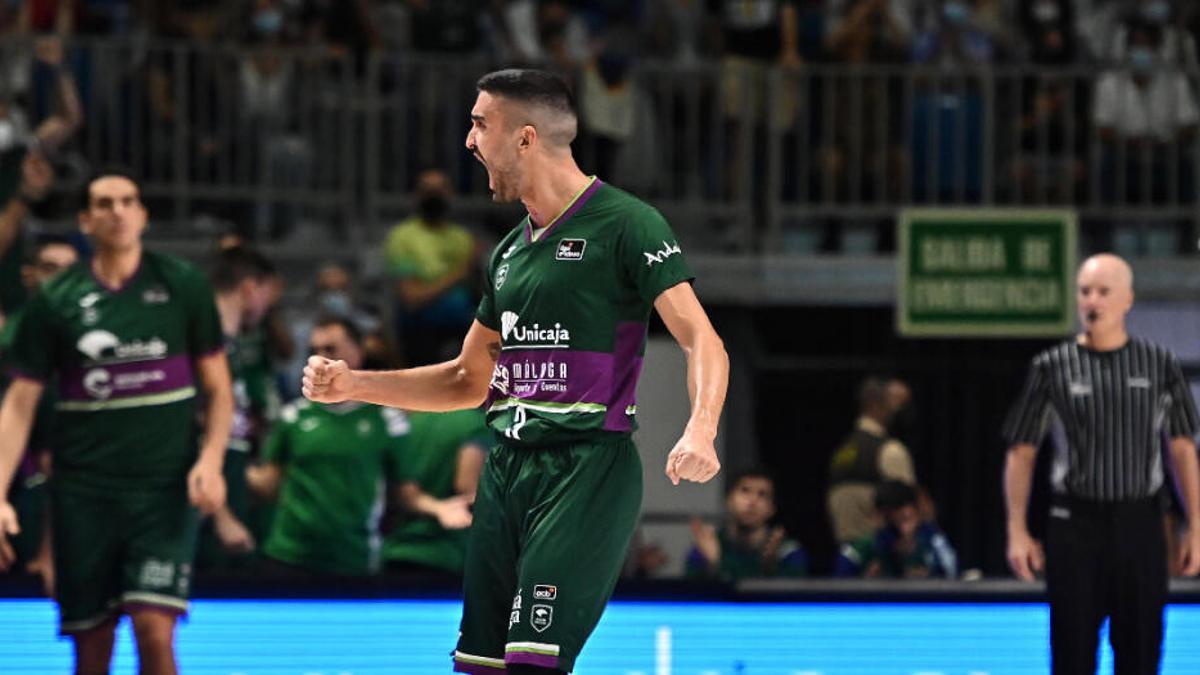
<box><xmin>1086</xmin><ymin>310</ymin><xmax>1099</xmax><ymax>323</ymax></box>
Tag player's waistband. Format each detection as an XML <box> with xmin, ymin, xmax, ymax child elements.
<box><xmin>493</xmin><ymin>431</ymin><xmax>632</xmax><ymax>452</ymax></box>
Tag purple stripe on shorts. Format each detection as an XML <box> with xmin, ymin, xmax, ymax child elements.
<box><xmin>604</xmin><ymin>322</ymin><xmax>646</xmax><ymax>432</ymax></box>
<box><xmin>59</xmin><ymin>354</ymin><xmax>195</xmax><ymax>402</ymax></box>
<box><xmin>506</xmin><ymin>651</ymin><xmax>560</xmax><ymax>669</ymax></box>
<box><xmin>453</xmin><ymin>660</ymin><xmax>506</xmax><ymax>675</ymax></box>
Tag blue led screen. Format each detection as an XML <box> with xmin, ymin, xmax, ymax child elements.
<box><xmin>4</xmin><ymin>599</ymin><xmax>1200</xmax><ymax>673</ymax></box>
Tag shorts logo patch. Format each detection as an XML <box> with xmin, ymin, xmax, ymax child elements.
<box><xmin>531</xmin><ymin>604</ymin><xmax>553</xmax><ymax>633</ymax></box>
<box><xmin>555</xmin><ymin>239</ymin><xmax>586</xmax><ymax>261</ymax></box>
<box><xmin>533</xmin><ymin>585</ymin><xmax>557</xmax><ymax>601</ymax></box>
<box><xmin>139</xmin><ymin>560</ymin><xmax>176</xmax><ymax>589</ymax></box>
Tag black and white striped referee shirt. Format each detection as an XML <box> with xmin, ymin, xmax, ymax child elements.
<box><xmin>1003</xmin><ymin>337</ymin><xmax>1200</xmax><ymax>501</ymax></box>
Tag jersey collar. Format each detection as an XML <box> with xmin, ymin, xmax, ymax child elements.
<box><xmin>524</xmin><ymin>176</ymin><xmax>602</xmax><ymax>244</ymax></box>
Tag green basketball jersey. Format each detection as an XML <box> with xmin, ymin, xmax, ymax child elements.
<box><xmin>8</xmin><ymin>250</ymin><xmax>223</xmax><ymax>491</ymax></box>
<box><xmin>262</xmin><ymin>399</ymin><xmax>410</xmax><ymax>576</ymax></box>
<box><xmin>475</xmin><ymin>179</ymin><xmax>693</xmax><ymax>445</ymax></box>
<box><xmin>383</xmin><ymin>408</ymin><xmax>490</xmax><ymax>572</ymax></box>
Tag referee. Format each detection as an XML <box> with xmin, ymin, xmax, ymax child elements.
<box><xmin>1003</xmin><ymin>253</ymin><xmax>1200</xmax><ymax>675</ymax></box>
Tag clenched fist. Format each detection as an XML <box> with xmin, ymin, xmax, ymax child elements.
<box><xmin>665</xmin><ymin>431</ymin><xmax>721</xmax><ymax>486</ymax></box>
<box><xmin>302</xmin><ymin>355</ymin><xmax>354</xmax><ymax>403</ymax></box>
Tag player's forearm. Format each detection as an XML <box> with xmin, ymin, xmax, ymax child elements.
<box><xmin>681</xmin><ymin>331</ymin><xmax>728</xmax><ymax>440</ymax></box>
<box><xmin>1004</xmin><ymin>444</ymin><xmax>1038</xmax><ymax>536</ymax></box>
<box><xmin>0</xmin><ymin>382</ymin><xmax>42</xmax><ymax>495</ymax></box>
<box><xmin>1169</xmin><ymin>438</ymin><xmax>1200</xmax><ymax>528</ymax></box>
<box><xmin>198</xmin><ymin>386</ymin><xmax>233</xmax><ymax>467</ymax></box>
<box><xmin>399</xmin><ymin>483</ymin><xmax>440</xmax><ymax>517</ymax></box>
<box><xmin>348</xmin><ymin>361</ymin><xmax>488</xmax><ymax>412</ymax></box>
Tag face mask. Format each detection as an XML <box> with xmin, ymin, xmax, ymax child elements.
<box><xmin>943</xmin><ymin>1</ymin><xmax>969</xmax><ymax>24</ymax></box>
<box><xmin>253</xmin><ymin>8</ymin><xmax>284</xmax><ymax>35</ymax></box>
<box><xmin>318</xmin><ymin>291</ymin><xmax>353</xmax><ymax>317</ymax></box>
<box><xmin>1032</xmin><ymin>1</ymin><xmax>1060</xmax><ymax>23</ymax></box>
<box><xmin>418</xmin><ymin>195</ymin><xmax>448</xmax><ymax>223</ymax></box>
<box><xmin>1129</xmin><ymin>46</ymin><xmax>1156</xmax><ymax>72</ymax></box>
<box><xmin>0</xmin><ymin>119</ymin><xmax>14</xmax><ymax>153</ymax></box>
<box><xmin>1142</xmin><ymin>1</ymin><xmax>1171</xmax><ymax>23</ymax></box>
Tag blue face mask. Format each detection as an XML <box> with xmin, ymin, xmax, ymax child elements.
<box><xmin>1129</xmin><ymin>46</ymin><xmax>1157</xmax><ymax>72</ymax></box>
<box><xmin>1141</xmin><ymin>1</ymin><xmax>1171</xmax><ymax>23</ymax></box>
<box><xmin>253</xmin><ymin>8</ymin><xmax>284</xmax><ymax>36</ymax></box>
<box><xmin>943</xmin><ymin>2</ymin><xmax>970</xmax><ymax>24</ymax></box>
<box><xmin>318</xmin><ymin>291</ymin><xmax>353</xmax><ymax>317</ymax></box>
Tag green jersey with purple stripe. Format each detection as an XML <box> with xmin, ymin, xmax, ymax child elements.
<box><xmin>475</xmin><ymin>179</ymin><xmax>693</xmax><ymax>445</ymax></box>
<box><xmin>8</xmin><ymin>250</ymin><xmax>223</xmax><ymax>491</ymax></box>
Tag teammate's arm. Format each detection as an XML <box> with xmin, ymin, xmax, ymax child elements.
<box><xmin>0</xmin><ymin>378</ymin><xmax>44</xmax><ymax>570</ymax></box>
<box><xmin>1004</xmin><ymin>443</ymin><xmax>1044</xmax><ymax>581</ymax></box>
<box><xmin>453</xmin><ymin>441</ymin><xmax>486</xmax><ymax>499</ymax></box>
<box><xmin>190</xmin><ymin>351</ymin><xmax>233</xmax><ymax>515</ymax></box>
<box><xmin>396</xmin><ymin>482</ymin><xmax>474</xmax><ymax>530</ymax></box>
<box><xmin>246</xmin><ymin>463</ymin><xmax>284</xmax><ymax>502</ymax></box>
<box><xmin>654</xmin><ymin>282</ymin><xmax>728</xmax><ymax>485</ymax></box>
<box><xmin>303</xmin><ymin>320</ymin><xmax>500</xmax><ymax>412</ymax></box>
<box><xmin>1168</xmin><ymin>436</ymin><xmax>1200</xmax><ymax>576</ymax></box>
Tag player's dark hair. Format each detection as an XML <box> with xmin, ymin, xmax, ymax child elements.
<box><xmin>314</xmin><ymin>314</ymin><xmax>362</xmax><ymax>346</ymax></box>
<box><xmin>476</xmin><ymin>68</ymin><xmax>577</xmax><ymax>119</ymax></box>
<box><xmin>874</xmin><ymin>480</ymin><xmax>918</xmax><ymax>513</ymax></box>
<box><xmin>858</xmin><ymin>376</ymin><xmax>890</xmax><ymax>412</ymax></box>
<box><xmin>211</xmin><ymin>245</ymin><xmax>276</xmax><ymax>293</ymax></box>
<box><xmin>27</xmin><ymin>233</ymin><xmax>77</xmax><ymax>264</ymax></box>
<box><xmin>80</xmin><ymin>165</ymin><xmax>142</xmax><ymax>210</ymax></box>
<box><xmin>726</xmin><ymin>467</ymin><xmax>775</xmax><ymax>496</ymax></box>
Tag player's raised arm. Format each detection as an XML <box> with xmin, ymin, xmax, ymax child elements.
<box><xmin>303</xmin><ymin>319</ymin><xmax>500</xmax><ymax>413</ymax></box>
<box><xmin>654</xmin><ymin>282</ymin><xmax>728</xmax><ymax>485</ymax></box>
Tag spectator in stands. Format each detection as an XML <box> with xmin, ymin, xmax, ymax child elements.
<box><xmin>827</xmin><ymin>377</ymin><xmax>916</xmax><ymax>544</ymax></box>
<box><xmin>642</xmin><ymin>0</ymin><xmax>709</xmax><ymax>65</ymax></box>
<box><xmin>383</xmin><ymin>406</ymin><xmax>488</xmax><ymax>580</ymax></box>
<box><xmin>1011</xmin><ymin>0</ymin><xmax>1088</xmax><ymax>203</ymax></box>
<box><xmin>1076</xmin><ymin>0</ymin><xmax>1124</xmax><ymax>62</ymax></box>
<box><xmin>706</xmin><ymin>0</ymin><xmax>802</xmax><ymax>198</ymax></box>
<box><xmin>1094</xmin><ymin>19</ymin><xmax>1197</xmax><ymax>252</ymax></box>
<box><xmin>195</xmin><ymin>246</ymin><xmax>277</xmax><ymax>571</ymax></box>
<box><xmin>912</xmin><ymin>0</ymin><xmax>1005</xmax><ymax>66</ymax></box>
<box><xmin>0</xmin><ymin>234</ymin><xmax>78</xmax><ymax>590</ymax></box>
<box><xmin>821</xmin><ymin>0</ymin><xmax>911</xmax><ymax>222</ymax></box>
<box><xmin>835</xmin><ymin>479</ymin><xmax>958</xmax><ymax>579</ymax></box>
<box><xmin>301</xmin><ymin>0</ymin><xmax>380</xmax><ymax>73</ymax></box>
<box><xmin>494</xmin><ymin>0</ymin><xmax>593</xmax><ymax>70</ymax></box>
<box><xmin>686</xmin><ymin>468</ymin><xmax>807</xmax><ymax>581</ymax></box>
<box><xmin>384</xmin><ymin>169</ymin><xmax>479</xmax><ymax>367</ymax></box>
<box><xmin>1112</xmin><ymin>0</ymin><xmax>1195</xmax><ymax>67</ymax></box>
<box><xmin>406</xmin><ymin>0</ymin><xmax>486</xmax><ymax>55</ymax></box>
<box><xmin>0</xmin><ymin>38</ymin><xmax>81</xmax><ymax>318</ymax></box>
<box><xmin>247</xmin><ymin>317</ymin><xmax>410</xmax><ymax>578</ymax></box>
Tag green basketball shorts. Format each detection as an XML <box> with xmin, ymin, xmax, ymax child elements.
<box><xmin>51</xmin><ymin>480</ymin><xmax>199</xmax><ymax>634</ymax></box>
<box><xmin>453</xmin><ymin>436</ymin><xmax>642</xmax><ymax>673</ymax></box>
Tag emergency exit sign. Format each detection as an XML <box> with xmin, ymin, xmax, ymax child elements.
<box><xmin>898</xmin><ymin>209</ymin><xmax>1077</xmax><ymax>337</ymax></box>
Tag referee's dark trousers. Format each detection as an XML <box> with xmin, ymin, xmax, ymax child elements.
<box><xmin>1045</xmin><ymin>495</ymin><xmax>1167</xmax><ymax>675</ymax></box>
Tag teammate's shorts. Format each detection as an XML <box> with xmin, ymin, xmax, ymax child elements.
<box><xmin>51</xmin><ymin>479</ymin><xmax>198</xmax><ymax>634</ymax></box>
<box><xmin>453</xmin><ymin>436</ymin><xmax>642</xmax><ymax>673</ymax></box>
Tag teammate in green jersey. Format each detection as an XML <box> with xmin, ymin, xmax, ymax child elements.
<box><xmin>249</xmin><ymin>316</ymin><xmax>410</xmax><ymax>577</ymax></box>
<box><xmin>304</xmin><ymin>69</ymin><xmax>728</xmax><ymax>674</ymax></box>
<box><xmin>384</xmin><ymin>407</ymin><xmax>488</xmax><ymax>578</ymax></box>
<box><xmin>0</xmin><ymin>168</ymin><xmax>233</xmax><ymax>675</ymax></box>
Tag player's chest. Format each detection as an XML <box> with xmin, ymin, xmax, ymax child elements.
<box><xmin>60</xmin><ymin>285</ymin><xmax>185</xmax><ymax>361</ymax></box>
<box><xmin>291</xmin><ymin>415</ymin><xmax>386</xmax><ymax>458</ymax></box>
<box><xmin>492</xmin><ymin>234</ymin><xmax>621</xmax><ymax>308</ymax></box>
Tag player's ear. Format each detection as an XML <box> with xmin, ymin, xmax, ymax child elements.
<box><xmin>519</xmin><ymin>125</ymin><xmax>536</xmax><ymax>150</ymax></box>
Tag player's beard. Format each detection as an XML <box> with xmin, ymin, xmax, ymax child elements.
<box><xmin>488</xmin><ymin>163</ymin><xmax>522</xmax><ymax>204</ymax></box>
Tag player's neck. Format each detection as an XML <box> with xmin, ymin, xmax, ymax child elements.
<box><xmin>521</xmin><ymin>159</ymin><xmax>591</xmax><ymax>229</ymax></box>
<box><xmin>1078</xmin><ymin>327</ymin><xmax>1129</xmax><ymax>352</ymax></box>
<box><xmin>216</xmin><ymin>293</ymin><xmax>243</xmax><ymax>338</ymax></box>
<box><xmin>91</xmin><ymin>245</ymin><xmax>142</xmax><ymax>290</ymax></box>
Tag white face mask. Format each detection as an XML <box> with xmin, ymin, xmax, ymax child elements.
<box><xmin>1033</xmin><ymin>1</ymin><xmax>1060</xmax><ymax>23</ymax></box>
<box><xmin>0</xmin><ymin>119</ymin><xmax>15</xmax><ymax>153</ymax></box>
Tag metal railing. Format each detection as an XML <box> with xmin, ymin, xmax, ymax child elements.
<box><xmin>14</xmin><ymin>38</ymin><xmax>1200</xmax><ymax>256</ymax></box>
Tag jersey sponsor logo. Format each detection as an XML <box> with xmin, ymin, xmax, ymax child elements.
<box><xmin>1128</xmin><ymin>377</ymin><xmax>1151</xmax><ymax>389</ymax></box>
<box><xmin>531</xmin><ymin>605</ymin><xmax>553</xmax><ymax>633</ymax></box>
<box><xmin>83</xmin><ymin>367</ymin><xmax>170</xmax><ymax>400</ymax></box>
<box><xmin>84</xmin><ymin>368</ymin><xmax>113</xmax><ymax>399</ymax></box>
<box><xmin>533</xmin><ymin>585</ymin><xmax>557</xmax><ymax>601</ymax></box>
<box><xmin>495</xmin><ymin>263</ymin><xmax>510</xmax><ymax>290</ymax></box>
<box><xmin>490</xmin><ymin>363</ymin><xmax>511</xmax><ymax>396</ymax></box>
<box><xmin>511</xmin><ymin>359</ymin><xmax>568</xmax><ymax>395</ymax></box>
<box><xmin>555</xmin><ymin>239</ymin><xmax>586</xmax><ymax>261</ymax></box>
<box><xmin>644</xmin><ymin>240</ymin><xmax>682</xmax><ymax>267</ymax></box>
<box><xmin>500</xmin><ymin>311</ymin><xmax>570</xmax><ymax>349</ymax></box>
<box><xmin>76</xmin><ymin>330</ymin><xmax>168</xmax><ymax>363</ymax></box>
<box><xmin>142</xmin><ymin>286</ymin><xmax>170</xmax><ymax>304</ymax></box>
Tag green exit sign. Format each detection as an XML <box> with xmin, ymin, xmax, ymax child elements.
<box><xmin>897</xmin><ymin>209</ymin><xmax>1077</xmax><ymax>337</ymax></box>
